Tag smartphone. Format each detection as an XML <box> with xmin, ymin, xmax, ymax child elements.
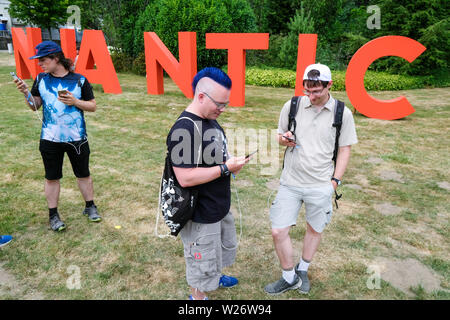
<box><xmin>245</xmin><ymin>149</ymin><xmax>258</xmax><ymax>159</ymax></box>
<box><xmin>282</xmin><ymin>135</ymin><xmax>295</xmax><ymax>142</ymax></box>
<box><xmin>58</xmin><ymin>90</ymin><xmax>68</xmax><ymax>96</ymax></box>
<box><xmin>10</xmin><ymin>71</ymin><xmax>21</xmax><ymax>82</ymax></box>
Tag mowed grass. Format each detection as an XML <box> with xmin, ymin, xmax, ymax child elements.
<box><xmin>0</xmin><ymin>55</ymin><xmax>449</xmax><ymax>299</ymax></box>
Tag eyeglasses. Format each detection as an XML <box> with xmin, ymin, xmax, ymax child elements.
<box><xmin>201</xmin><ymin>92</ymin><xmax>228</xmax><ymax>110</ymax></box>
<box><xmin>303</xmin><ymin>87</ymin><xmax>325</xmax><ymax>96</ymax></box>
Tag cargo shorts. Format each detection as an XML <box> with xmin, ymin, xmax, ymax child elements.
<box><xmin>270</xmin><ymin>183</ymin><xmax>334</xmax><ymax>233</ymax></box>
<box><xmin>180</xmin><ymin>212</ymin><xmax>237</xmax><ymax>292</ymax></box>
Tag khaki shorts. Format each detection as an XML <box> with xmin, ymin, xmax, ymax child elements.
<box><xmin>270</xmin><ymin>183</ymin><xmax>334</xmax><ymax>233</ymax></box>
<box><xmin>180</xmin><ymin>212</ymin><xmax>237</xmax><ymax>292</ymax></box>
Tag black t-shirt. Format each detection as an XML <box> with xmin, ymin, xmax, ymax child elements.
<box><xmin>166</xmin><ymin>111</ymin><xmax>231</xmax><ymax>224</ymax></box>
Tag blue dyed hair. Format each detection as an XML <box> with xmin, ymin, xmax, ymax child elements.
<box><xmin>192</xmin><ymin>67</ymin><xmax>232</xmax><ymax>94</ymax></box>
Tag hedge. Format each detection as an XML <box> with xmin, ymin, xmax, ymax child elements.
<box><xmin>245</xmin><ymin>67</ymin><xmax>448</xmax><ymax>91</ymax></box>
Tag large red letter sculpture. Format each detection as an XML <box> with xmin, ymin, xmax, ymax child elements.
<box><xmin>59</xmin><ymin>28</ymin><xmax>77</xmax><ymax>62</ymax></box>
<box><xmin>346</xmin><ymin>36</ymin><xmax>426</xmax><ymax>120</ymax></box>
<box><xmin>294</xmin><ymin>34</ymin><xmax>318</xmax><ymax>96</ymax></box>
<box><xmin>11</xmin><ymin>27</ymin><xmax>42</xmax><ymax>79</ymax></box>
<box><xmin>75</xmin><ymin>30</ymin><xmax>122</xmax><ymax>94</ymax></box>
<box><xmin>206</xmin><ymin>33</ymin><xmax>269</xmax><ymax>106</ymax></box>
<box><xmin>144</xmin><ymin>32</ymin><xmax>197</xmax><ymax>99</ymax></box>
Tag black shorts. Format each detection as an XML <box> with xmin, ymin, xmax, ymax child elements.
<box><xmin>39</xmin><ymin>139</ymin><xmax>90</xmax><ymax>180</ymax></box>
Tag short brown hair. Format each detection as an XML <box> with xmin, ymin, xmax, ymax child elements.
<box><xmin>303</xmin><ymin>69</ymin><xmax>329</xmax><ymax>88</ymax></box>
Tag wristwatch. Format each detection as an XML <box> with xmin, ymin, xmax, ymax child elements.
<box><xmin>220</xmin><ymin>164</ymin><xmax>231</xmax><ymax>177</ymax></box>
<box><xmin>331</xmin><ymin>177</ymin><xmax>342</xmax><ymax>186</ymax></box>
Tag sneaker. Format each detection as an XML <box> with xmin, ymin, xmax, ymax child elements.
<box><xmin>0</xmin><ymin>235</ymin><xmax>13</xmax><ymax>248</ymax></box>
<box><xmin>83</xmin><ymin>205</ymin><xmax>102</xmax><ymax>222</ymax></box>
<box><xmin>49</xmin><ymin>213</ymin><xmax>66</xmax><ymax>232</ymax></box>
<box><xmin>188</xmin><ymin>295</ymin><xmax>209</xmax><ymax>300</ymax></box>
<box><xmin>295</xmin><ymin>264</ymin><xmax>311</xmax><ymax>294</ymax></box>
<box><xmin>219</xmin><ymin>274</ymin><xmax>238</xmax><ymax>288</ymax></box>
<box><xmin>264</xmin><ymin>274</ymin><xmax>301</xmax><ymax>295</ymax></box>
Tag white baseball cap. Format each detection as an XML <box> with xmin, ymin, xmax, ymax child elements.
<box><xmin>303</xmin><ymin>63</ymin><xmax>332</xmax><ymax>82</ymax></box>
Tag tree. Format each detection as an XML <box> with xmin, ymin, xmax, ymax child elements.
<box><xmin>133</xmin><ymin>0</ymin><xmax>256</xmax><ymax>69</ymax></box>
<box><xmin>8</xmin><ymin>0</ymin><xmax>70</xmax><ymax>31</ymax></box>
<box><xmin>279</xmin><ymin>5</ymin><xmax>315</xmax><ymax>69</ymax></box>
<box><xmin>73</xmin><ymin>0</ymin><xmax>151</xmax><ymax>53</ymax></box>
<box><xmin>373</xmin><ymin>0</ymin><xmax>450</xmax><ymax>75</ymax></box>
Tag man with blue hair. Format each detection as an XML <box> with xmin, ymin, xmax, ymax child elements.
<box><xmin>166</xmin><ymin>67</ymin><xmax>250</xmax><ymax>300</ymax></box>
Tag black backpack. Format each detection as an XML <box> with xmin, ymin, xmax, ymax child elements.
<box><xmin>159</xmin><ymin>153</ymin><xmax>198</xmax><ymax>236</ymax></box>
<box><xmin>286</xmin><ymin>96</ymin><xmax>345</xmax><ymax>208</ymax></box>
<box><xmin>157</xmin><ymin>117</ymin><xmax>201</xmax><ymax>237</ymax></box>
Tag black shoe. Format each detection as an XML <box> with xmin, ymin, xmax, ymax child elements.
<box><xmin>83</xmin><ymin>205</ymin><xmax>102</xmax><ymax>222</ymax></box>
<box><xmin>295</xmin><ymin>264</ymin><xmax>311</xmax><ymax>294</ymax></box>
<box><xmin>49</xmin><ymin>213</ymin><xmax>66</xmax><ymax>232</ymax></box>
<box><xmin>264</xmin><ymin>274</ymin><xmax>301</xmax><ymax>295</ymax></box>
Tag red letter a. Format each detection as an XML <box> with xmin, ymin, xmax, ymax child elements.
<box><xmin>76</xmin><ymin>30</ymin><xmax>122</xmax><ymax>94</ymax></box>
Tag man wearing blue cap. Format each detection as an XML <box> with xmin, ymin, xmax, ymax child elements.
<box><xmin>14</xmin><ymin>41</ymin><xmax>101</xmax><ymax>232</ymax></box>
<box><xmin>265</xmin><ymin>63</ymin><xmax>358</xmax><ymax>295</ymax></box>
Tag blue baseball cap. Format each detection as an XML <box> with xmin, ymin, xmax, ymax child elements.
<box><xmin>29</xmin><ymin>41</ymin><xmax>62</xmax><ymax>59</ymax></box>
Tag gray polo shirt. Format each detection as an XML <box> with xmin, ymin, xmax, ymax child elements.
<box><xmin>277</xmin><ymin>94</ymin><xmax>358</xmax><ymax>187</ymax></box>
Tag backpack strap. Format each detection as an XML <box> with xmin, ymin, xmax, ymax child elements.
<box><xmin>288</xmin><ymin>96</ymin><xmax>301</xmax><ymax>135</ymax></box>
<box><xmin>176</xmin><ymin>116</ymin><xmax>202</xmax><ymax>167</ymax></box>
<box><xmin>282</xmin><ymin>96</ymin><xmax>302</xmax><ymax>170</ymax></box>
<box><xmin>332</xmin><ymin>100</ymin><xmax>345</xmax><ymax>208</ymax></box>
<box><xmin>332</xmin><ymin>100</ymin><xmax>345</xmax><ymax>163</ymax></box>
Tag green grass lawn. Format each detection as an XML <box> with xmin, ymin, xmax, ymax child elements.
<box><xmin>0</xmin><ymin>56</ymin><xmax>449</xmax><ymax>300</ymax></box>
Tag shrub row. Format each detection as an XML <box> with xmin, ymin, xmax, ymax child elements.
<box><xmin>245</xmin><ymin>67</ymin><xmax>448</xmax><ymax>91</ymax></box>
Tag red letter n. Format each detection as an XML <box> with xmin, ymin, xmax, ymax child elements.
<box><xmin>11</xmin><ymin>27</ymin><xmax>42</xmax><ymax>79</ymax></box>
<box><xmin>144</xmin><ymin>32</ymin><xmax>197</xmax><ymax>99</ymax></box>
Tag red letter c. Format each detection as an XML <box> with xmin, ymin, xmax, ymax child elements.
<box><xmin>346</xmin><ymin>36</ymin><xmax>426</xmax><ymax>120</ymax></box>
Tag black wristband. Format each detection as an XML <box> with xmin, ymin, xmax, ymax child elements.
<box><xmin>219</xmin><ymin>164</ymin><xmax>224</xmax><ymax>176</ymax></box>
<box><xmin>222</xmin><ymin>164</ymin><xmax>231</xmax><ymax>177</ymax></box>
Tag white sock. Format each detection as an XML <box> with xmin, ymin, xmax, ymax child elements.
<box><xmin>297</xmin><ymin>258</ymin><xmax>311</xmax><ymax>272</ymax></box>
<box><xmin>282</xmin><ymin>268</ymin><xmax>296</xmax><ymax>284</ymax></box>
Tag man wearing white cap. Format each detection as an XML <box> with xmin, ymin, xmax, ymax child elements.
<box><xmin>264</xmin><ymin>63</ymin><xmax>358</xmax><ymax>295</ymax></box>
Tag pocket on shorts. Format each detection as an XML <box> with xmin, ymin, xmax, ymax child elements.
<box><xmin>323</xmin><ymin>204</ymin><xmax>333</xmax><ymax>226</ymax></box>
<box><xmin>188</xmin><ymin>242</ymin><xmax>218</xmax><ymax>277</ymax></box>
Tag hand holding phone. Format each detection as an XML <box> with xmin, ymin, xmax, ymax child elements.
<box><xmin>58</xmin><ymin>90</ymin><xmax>68</xmax><ymax>97</ymax></box>
<box><xmin>11</xmin><ymin>72</ymin><xmax>29</xmax><ymax>94</ymax></box>
<box><xmin>245</xmin><ymin>149</ymin><xmax>258</xmax><ymax>159</ymax></box>
<box><xmin>282</xmin><ymin>135</ymin><xmax>295</xmax><ymax>142</ymax></box>
<box><xmin>10</xmin><ymin>72</ymin><xmax>21</xmax><ymax>82</ymax></box>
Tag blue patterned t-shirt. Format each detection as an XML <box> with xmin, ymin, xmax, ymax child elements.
<box><xmin>31</xmin><ymin>72</ymin><xmax>95</xmax><ymax>142</ymax></box>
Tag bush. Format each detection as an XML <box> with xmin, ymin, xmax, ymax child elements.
<box><xmin>110</xmin><ymin>50</ymin><xmax>134</xmax><ymax>73</ymax></box>
<box><xmin>244</xmin><ymin>67</ymin><xmax>446</xmax><ymax>91</ymax></box>
<box><xmin>247</xmin><ymin>34</ymin><xmax>285</xmax><ymax>68</ymax></box>
<box><xmin>133</xmin><ymin>0</ymin><xmax>256</xmax><ymax>70</ymax></box>
<box><xmin>132</xmin><ymin>52</ymin><xmax>147</xmax><ymax>76</ymax></box>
